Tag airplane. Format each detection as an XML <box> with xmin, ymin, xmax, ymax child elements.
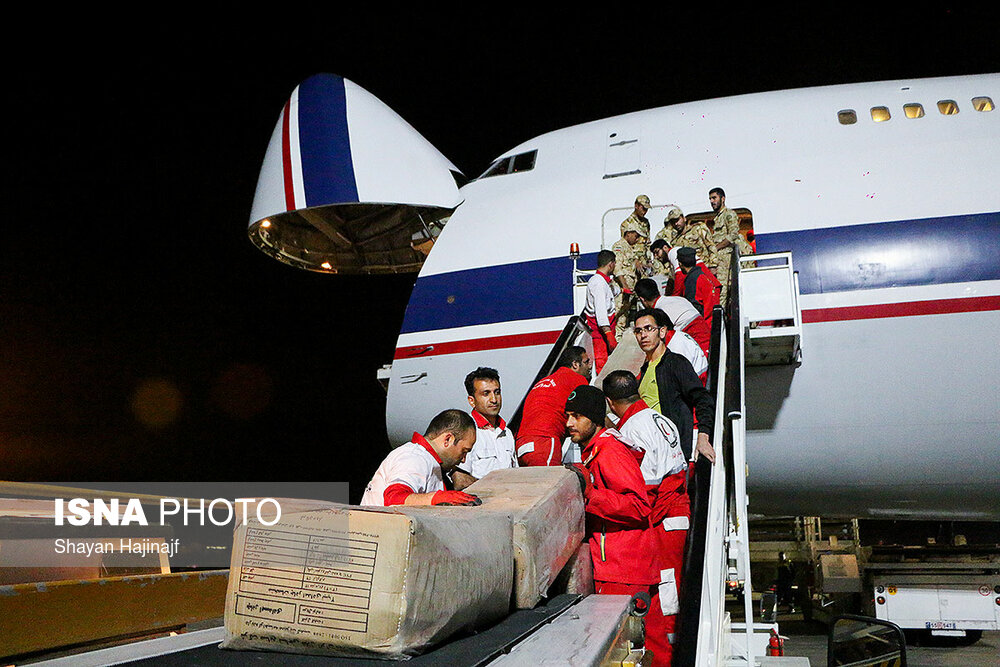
<box><xmin>246</xmin><ymin>72</ymin><xmax>1000</xmax><ymax>522</ymax></box>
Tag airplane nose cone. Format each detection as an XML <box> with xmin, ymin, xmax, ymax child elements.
<box><xmin>248</xmin><ymin>73</ymin><xmax>464</xmax><ymax>274</ymax></box>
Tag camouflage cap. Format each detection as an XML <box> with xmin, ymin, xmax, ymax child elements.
<box><xmin>635</xmin><ymin>194</ymin><xmax>651</xmax><ymax>209</ymax></box>
<box><xmin>664</xmin><ymin>206</ymin><xmax>684</xmax><ymax>223</ymax></box>
<box><xmin>622</xmin><ymin>217</ymin><xmax>644</xmax><ymax>236</ymax></box>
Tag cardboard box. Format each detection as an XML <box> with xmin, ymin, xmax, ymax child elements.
<box><xmin>467</xmin><ymin>467</ymin><xmax>586</xmax><ymax>608</ymax></box>
<box><xmin>221</xmin><ymin>502</ymin><xmax>513</xmax><ymax>659</ymax></box>
<box><xmin>818</xmin><ymin>553</ymin><xmax>862</xmax><ymax>593</ymax></box>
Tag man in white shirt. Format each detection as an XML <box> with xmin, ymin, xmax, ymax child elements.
<box><xmin>651</xmin><ymin>238</ymin><xmax>680</xmax><ymax>283</ymax></box>
<box><xmin>452</xmin><ymin>367</ymin><xmax>517</xmax><ymax>489</ymax></box>
<box><xmin>582</xmin><ymin>249</ymin><xmax>619</xmax><ymax>375</ymax></box>
<box><xmin>361</xmin><ymin>410</ymin><xmax>481</xmax><ymax>507</ymax></box>
<box><xmin>636</xmin><ymin>278</ymin><xmax>698</xmax><ymax>330</ymax></box>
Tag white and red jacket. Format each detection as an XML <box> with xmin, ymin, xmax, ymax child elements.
<box><xmin>652</xmin><ymin>295</ymin><xmax>699</xmax><ymax>331</ymax></box>
<box><xmin>615</xmin><ymin>400</ymin><xmax>686</xmax><ymax>488</ymax></box>
<box><xmin>459</xmin><ymin>410</ymin><xmax>517</xmax><ymax>479</ymax></box>
<box><xmin>616</xmin><ymin>399</ymin><xmax>690</xmax><ymax>627</ymax></box>
<box><xmin>583</xmin><ymin>270</ymin><xmax>618</xmax><ymax>329</ymax></box>
<box><xmin>654</xmin><ymin>296</ymin><xmax>712</xmax><ymax>356</ymax></box>
<box><xmin>360</xmin><ymin>432</ymin><xmax>445</xmax><ymax>506</ymax></box>
<box><xmin>664</xmin><ymin>329</ymin><xmax>708</xmax><ymax>381</ymax></box>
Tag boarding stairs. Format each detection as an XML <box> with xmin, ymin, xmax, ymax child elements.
<box><xmin>536</xmin><ymin>246</ymin><xmax>806</xmax><ymax>666</ymax></box>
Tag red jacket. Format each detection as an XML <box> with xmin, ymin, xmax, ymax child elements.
<box><xmin>673</xmin><ymin>264</ymin><xmax>721</xmax><ymax>323</ymax></box>
<box><xmin>517</xmin><ymin>366</ymin><xmax>589</xmax><ymax>441</ymax></box>
<box><xmin>582</xmin><ymin>427</ymin><xmax>656</xmax><ymax>585</ymax></box>
<box><xmin>682</xmin><ymin>313</ymin><xmax>712</xmax><ymax>356</ymax></box>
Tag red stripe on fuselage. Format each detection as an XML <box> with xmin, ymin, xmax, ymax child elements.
<box><xmin>395</xmin><ymin>296</ymin><xmax>1000</xmax><ymax>359</ymax></box>
<box><xmin>801</xmin><ymin>295</ymin><xmax>1000</xmax><ymax>323</ymax></box>
<box><xmin>280</xmin><ymin>102</ymin><xmax>295</xmax><ymax>211</ymax></box>
<box><xmin>394</xmin><ymin>330</ymin><xmax>560</xmax><ymax>359</ymax></box>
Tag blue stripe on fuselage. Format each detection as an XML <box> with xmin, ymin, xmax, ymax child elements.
<box><xmin>756</xmin><ymin>212</ymin><xmax>999</xmax><ymax>294</ymax></box>
<box><xmin>400</xmin><ymin>254</ymin><xmax>597</xmax><ymax>334</ymax></box>
<box><xmin>297</xmin><ymin>74</ymin><xmax>359</xmax><ymax>207</ymax></box>
<box><xmin>401</xmin><ymin>211</ymin><xmax>1000</xmax><ymax>334</ymax></box>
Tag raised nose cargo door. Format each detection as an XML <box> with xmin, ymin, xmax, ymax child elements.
<box><xmin>248</xmin><ymin>73</ymin><xmax>463</xmax><ymax>274</ymax></box>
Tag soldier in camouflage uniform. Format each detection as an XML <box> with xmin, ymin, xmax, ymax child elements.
<box><xmin>708</xmin><ymin>187</ymin><xmax>742</xmax><ymax>307</ymax></box>
<box><xmin>654</xmin><ymin>206</ymin><xmax>683</xmax><ymax>246</ymax></box>
<box><xmin>669</xmin><ymin>206</ymin><xmax>717</xmax><ymax>273</ymax></box>
<box><xmin>648</xmin><ymin>206</ymin><xmax>683</xmax><ymax>278</ymax></box>
<box><xmin>611</xmin><ymin>217</ymin><xmax>654</xmax><ymax>340</ymax></box>
<box><xmin>620</xmin><ymin>194</ymin><xmax>652</xmax><ymax>257</ymax></box>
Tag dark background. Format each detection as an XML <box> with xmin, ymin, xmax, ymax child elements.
<box><xmin>3</xmin><ymin>8</ymin><xmax>998</xmax><ymax>501</ymax></box>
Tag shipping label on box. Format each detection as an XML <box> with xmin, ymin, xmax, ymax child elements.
<box><xmin>222</xmin><ymin>503</ymin><xmax>513</xmax><ymax>659</ymax></box>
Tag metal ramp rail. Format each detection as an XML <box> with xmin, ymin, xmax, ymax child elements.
<box><xmin>674</xmin><ymin>249</ymin><xmax>774</xmax><ymax>666</ymax></box>
<box><xmin>506</xmin><ymin>315</ymin><xmax>591</xmax><ymax>438</ymax></box>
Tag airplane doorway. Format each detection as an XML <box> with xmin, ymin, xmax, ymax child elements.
<box><xmin>684</xmin><ymin>207</ymin><xmax>756</xmax><ymax>254</ymax></box>
<box><xmin>601</xmin><ymin>206</ymin><xmax>756</xmax><ymax>255</ymax></box>
<box><xmin>600</xmin><ymin>204</ymin><xmax>675</xmax><ymax>249</ymax></box>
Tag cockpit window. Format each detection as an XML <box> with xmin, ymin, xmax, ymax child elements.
<box><xmin>477</xmin><ymin>150</ymin><xmax>537</xmax><ymax>179</ymax></box>
<box><xmin>479</xmin><ymin>157</ymin><xmax>512</xmax><ymax>179</ymax></box>
<box><xmin>511</xmin><ymin>150</ymin><xmax>537</xmax><ymax>173</ymax></box>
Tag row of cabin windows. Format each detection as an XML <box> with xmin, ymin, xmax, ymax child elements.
<box><xmin>838</xmin><ymin>97</ymin><xmax>994</xmax><ymax>124</ymax></box>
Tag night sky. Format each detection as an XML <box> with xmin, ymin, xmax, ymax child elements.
<box><xmin>3</xmin><ymin>8</ymin><xmax>997</xmax><ymax>501</ymax></box>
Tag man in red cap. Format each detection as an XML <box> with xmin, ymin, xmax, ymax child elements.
<box><xmin>361</xmin><ymin>409</ymin><xmax>481</xmax><ymax>506</ymax></box>
<box><xmin>516</xmin><ymin>346</ymin><xmax>592</xmax><ymax>466</ymax></box>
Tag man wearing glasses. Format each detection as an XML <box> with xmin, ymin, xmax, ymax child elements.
<box><xmin>633</xmin><ymin>309</ymin><xmax>716</xmax><ymax>464</ymax></box>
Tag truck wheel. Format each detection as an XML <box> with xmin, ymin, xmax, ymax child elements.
<box><xmin>956</xmin><ymin>629</ymin><xmax>983</xmax><ymax>646</ymax></box>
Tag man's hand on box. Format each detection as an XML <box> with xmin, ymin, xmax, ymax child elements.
<box><xmin>564</xmin><ymin>463</ymin><xmax>593</xmax><ymax>497</ymax></box>
<box><xmin>431</xmin><ymin>490</ymin><xmax>482</xmax><ymax>506</ymax></box>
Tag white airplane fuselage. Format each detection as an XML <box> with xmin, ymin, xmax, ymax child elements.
<box><xmin>386</xmin><ymin>75</ymin><xmax>1000</xmax><ymax>520</ymax></box>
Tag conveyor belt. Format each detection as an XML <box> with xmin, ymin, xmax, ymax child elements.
<box><xmin>43</xmin><ymin>594</ymin><xmax>584</xmax><ymax>666</ymax></box>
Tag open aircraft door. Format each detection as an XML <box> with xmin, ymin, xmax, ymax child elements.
<box><xmin>248</xmin><ymin>74</ymin><xmax>464</xmax><ymax>274</ymax></box>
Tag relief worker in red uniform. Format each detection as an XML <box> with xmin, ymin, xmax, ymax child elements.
<box><xmin>582</xmin><ymin>249</ymin><xmax>620</xmax><ymax>375</ymax></box>
<box><xmin>604</xmin><ymin>370</ymin><xmax>690</xmax><ymax>666</ymax></box>
<box><xmin>562</xmin><ymin>386</ymin><xmax>664</xmax><ymax>661</ymax></box>
<box><xmin>672</xmin><ymin>246</ymin><xmax>721</xmax><ymax>334</ymax></box>
<box><xmin>515</xmin><ymin>346</ymin><xmax>592</xmax><ymax>466</ymax></box>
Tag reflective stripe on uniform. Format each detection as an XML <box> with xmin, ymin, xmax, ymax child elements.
<box><xmin>659</xmin><ymin>568</ymin><xmax>679</xmax><ymax>615</ymax></box>
<box><xmin>662</xmin><ymin>516</ymin><xmax>690</xmax><ymax>531</ymax></box>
